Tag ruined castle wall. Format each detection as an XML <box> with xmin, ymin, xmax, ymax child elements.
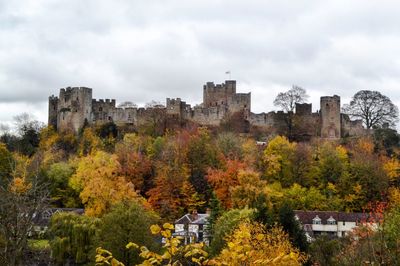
<box><xmin>57</xmin><ymin>87</ymin><xmax>92</xmax><ymax>133</ymax></box>
<box><xmin>92</xmin><ymin>99</ymin><xmax>116</xmax><ymax>123</ymax></box>
<box><xmin>295</xmin><ymin>103</ymin><xmax>312</xmax><ymax>115</ymax></box>
<box><xmin>320</xmin><ymin>95</ymin><xmax>341</xmax><ymax>139</ymax></box>
<box><xmin>341</xmin><ymin>114</ymin><xmax>365</xmax><ymax>137</ymax></box>
<box><xmin>189</xmin><ymin>106</ymin><xmax>227</xmax><ymax>126</ymax></box>
<box><xmin>48</xmin><ymin>96</ymin><xmax>59</xmax><ymax>129</ymax></box>
<box><xmin>229</xmin><ymin>93</ymin><xmax>251</xmax><ymax>118</ymax></box>
<box><xmin>249</xmin><ymin>111</ymin><xmax>288</xmax><ymax>134</ymax></box>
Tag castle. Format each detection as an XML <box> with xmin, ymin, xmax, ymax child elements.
<box><xmin>48</xmin><ymin>80</ymin><xmax>364</xmax><ymax>139</ymax></box>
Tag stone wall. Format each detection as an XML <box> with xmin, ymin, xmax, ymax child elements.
<box><xmin>49</xmin><ymin>81</ymin><xmax>365</xmax><ymax>139</ymax></box>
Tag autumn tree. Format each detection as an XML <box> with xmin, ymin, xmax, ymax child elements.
<box><xmin>213</xmin><ymin>221</ymin><xmax>307</xmax><ymax>265</ymax></box>
<box><xmin>69</xmin><ymin>151</ymin><xmax>143</xmax><ymax>217</ymax></box>
<box><xmin>186</xmin><ymin>128</ymin><xmax>219</xmax><ymax>198</ymax></box>
<box><xmin>230</xmin><ymin>170</ymin><xmax>270</xmax><ymax>209</ymax></box>
<box><xmin>343</xmin><ymin>90</ymin><xmax>399</xmax><ymax>129</ymax></box>
<box><xmin>207</xmin><ymin>159</ymin><xmax>245</xmax><ymax>209</ymax></box>
<box><xmin>263</xmin><ymin>136</ymin><xmax>296</xmax><ymax>187</ymax></box>
<box><xmin>209</xmin><ymin>208</ymin><xmax>255</xmax><ymax>256</ymax></box>
<box><xmin>115</xmin><ymin>134</ymin><xmax>153</xmax><ymax>193</ymax></box>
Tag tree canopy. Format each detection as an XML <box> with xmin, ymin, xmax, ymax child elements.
<box><xmin>343</xmin><ymin>90</ymin><xmax>399</xmax><ymax>129</ymax></box>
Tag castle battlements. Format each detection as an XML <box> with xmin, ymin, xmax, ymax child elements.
<box><xmin>48</xmin><ymin>80</ymin><xmax>365</xmax><ymax>139</ymax></box>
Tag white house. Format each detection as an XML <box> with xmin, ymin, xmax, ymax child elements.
<box><xmin>174</xmin><ymin>210</ymin><xmax>210</xmax><ymax>245</ymax></box>
<box><xmin>294</xmin><ymin>210</ymin><xmax>376</xmax><ymax>241</ymax></box>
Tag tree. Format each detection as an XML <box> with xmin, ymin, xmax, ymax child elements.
<box><xmin>278</xmin><ymin>203</ymin><xmax>308</xmax><ymax>253</ymax></box>
<box><xmin>95</xmin><ymin>202</ymin><xmax>160</xmax><ymax>265</ymax></box>
<box><xmin>207</xmin><ymin>159</ymin><xmax>245</xmax><ymax>209</ymax></box>
<box><xmin>0</xmin><ymin>175</ymin><xmax>48</xmax><ymax>265</ymax></box>
<box><xmin>209</xmin><ymin>208</ymin><xmax>254</xmax><ymax>256</ymax></box>
<box><xmin>212</xmin><ymin>221</ymin><xmax>307</xmax><ymax>265</ymax></box>
<box><xmin>69</xmin><ymin>151</ymin><xmax>143</xmax><ymax>217</ymax></box>
<box><xmin>343</xmin><ymin>90</ymin><xmax>399</xmax><ymax>129</ymax></box>
<box><xmin>0</xmin><ymin>143</ymin><xmax>13</xmax><ymax>187</ymax></box>
<box><xmin>274</xmin><ymin>86</ymin><xmax>309</xmax><ymax>138</ymax></box>
<box><xmin>49</xmin><ymin>212</ymin><xmax>99</xmax><ymax>265</ymax></box>
<box><xmin>46</xmin><ymin>162</ymin><xmax>80</xmax><ymax>207</ymax></box>
<box><xmin>96</xmin><ymin>223</ymin><xmax>209</xmax><ymax>266</ymax></box>
<box><xmin>263</xmin><ymin>136</ymin><xmax>297</xmax><ymax>187</ymax></box>
<box><xmin>273</xmin><ymin>86</ymin><xmax>309</xmax><ymax>113</ymax></box>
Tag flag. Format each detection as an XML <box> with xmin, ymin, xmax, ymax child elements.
<box><xmin>225</xmin><ymin>71</ymin><xmax>230</xmax><ymax>74</ymax></box>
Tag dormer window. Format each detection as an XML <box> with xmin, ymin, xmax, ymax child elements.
<box><xmin>312</xmin><ymin>215</ymin><xmax>322</xmax><ymax>225</ymax></box>
<box><xmin>327</xmin><ymin>216</ymin><xmax>336</xmax><ymax>225</ymax></box>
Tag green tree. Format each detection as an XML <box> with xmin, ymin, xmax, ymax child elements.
<box><xmin>95</xmin><ymin>202</ymin><xmax>160</xmax><ymax>265</ymax></box>
<box><xmin>278</xmin><ymin>203</ymin><xmax>308</xmax><ymax>253</ymax></box>
<box><xmin>0</xmin><ymin>143</ymin><xmax>13</xmax><ymax>188</ymax></box>
<box><xmin>46</xmin><ymin>162</ymin><xmax>80</xmax><ymax>207</ymax></box>
<box><xmin>49</xmin><ymin>212</ymin><xmax>99</xmax><ymax>265</ymax></box>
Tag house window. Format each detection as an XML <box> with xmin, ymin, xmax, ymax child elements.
<box><xmin>312</xmin><ymin>215</ymin><xmax>322</xmax><ymax>225</ymax></box>
<box><xmin>327</xmin><ymin>216</ymin><xmax>336</xmax><ymax>225</ymax></box>
<box><xmin>343</xmin><ymin>221</ymin><xmax>345</xmax><ymax>226</ymax></box>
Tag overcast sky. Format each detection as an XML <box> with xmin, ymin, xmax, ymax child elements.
<box><xmin>1</xmin><ymin>0</ymin><xmax>400</xmax><ymax>130</ymax></box>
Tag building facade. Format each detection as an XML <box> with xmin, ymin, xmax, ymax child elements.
<box><xmin>294</xmin><ymin>210</ymin><xmax>376</xmax><ymax>241</ymax></box>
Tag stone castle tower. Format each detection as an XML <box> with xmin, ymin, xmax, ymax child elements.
<box><xmin>48</xmin><ymin>87</ymin><xmax>93</xmax><ymax>133</ymax></box>
<box><xmin>320</xmin><ymin>95</ymin><xmax>341</xmax><ymax>139</ymax></box>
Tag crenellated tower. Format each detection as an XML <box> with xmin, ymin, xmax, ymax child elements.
<box><xmin>56</xmin><ymin>87</ymin><xmax>93</xmax><ymax>133</ymax></box>
<box><xmin>320</xmin><ymin>95</ymin><xmax>341</xmax><ymax>138</ymax></box>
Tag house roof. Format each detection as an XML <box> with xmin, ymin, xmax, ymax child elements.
<box><xmin>175</xmin><ymin>213</ymin><xmax>209</xmax><ymax>225</ymax></box>
<box><xmin>33</xmin><ymin>208</ymin><xmax>84</xmax><ymax>226</ymax></box>
<box><xmin>294</xmin><ymin>210</ymin><xmax>371</xmax><ymax>225</ymax></box>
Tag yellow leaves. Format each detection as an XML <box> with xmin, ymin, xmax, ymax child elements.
<box><xmin>384</xmin><ymin>158</ymin><xmax>400</xmax><ymax>182</ymax></box>
<box><xmin>70</xmin><ymin>151</ymin><xmax>143</xmax><ymax>217</ymax></box>
<box><xmin>163</xmin><ymin>223</ymin><xmax>174</xmax><ymax>230</ymax></box>
<box><xmin>150</xmin><ymin>224</ymin><xmax>161</xmax><ymax>235</ymax></box>
<box><xmin>125</xmin><ymin>242</ymin><xmax>139</xmax><ymax>249</ymax></box>
<box><xmin>213</xmin><ymin>221</ymin><xmax>306</xmax><ymax>265</ymax></box>
<box><xmin>9</xmin><ymin>177</ymin><xmax>31</xmax><ymax>194</ymax></box>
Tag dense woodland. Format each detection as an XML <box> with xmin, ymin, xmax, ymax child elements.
<box><xmin>1</xmin><ymin>94</ymin><xmax>400</xmax><ymax>265</ymax></box>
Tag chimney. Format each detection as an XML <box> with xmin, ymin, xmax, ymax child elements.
<box><xmin>191</xmin><ymin>209</ymin><xmax>198</xmax><ymax>221</ymax></box>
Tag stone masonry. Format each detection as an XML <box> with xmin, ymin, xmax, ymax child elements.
<box><xmin>48</xmin><ymin>80</ymin><xmax>364</xmax><ymax>138</ymax></box>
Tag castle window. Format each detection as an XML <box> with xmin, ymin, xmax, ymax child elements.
<box><xmin>244</xmin><ymin>105</ymin><xmax>247</xmax><ymax>108</ymax></box>
<box><xmin>99</xmin><ymin>107</ymin><xmax>103</xmax><ymax>111</ymax></box>
<box><xmin>108</xmin><ymin>116</ymin><xmax>111</xmax><ymax>121</ymax></box>
<box><xmin>53</xmin><ymin>106</ymin><xmax>56</xmax><ymax>111</ymax></box>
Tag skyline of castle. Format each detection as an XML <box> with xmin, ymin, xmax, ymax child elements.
<box><xmin>48</xmin><ymin>80</ymin><xmax>365</xmax><ymax>139</ymax></box>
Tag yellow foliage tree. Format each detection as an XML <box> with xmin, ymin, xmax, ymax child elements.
<box><xmin>384</xmin><ymin>157</ymin><xmax>400</xmax><ymax>183</ymax></box>
<box><xmin>230</xmin><ymin>170</ymin><xmax>270</xmax><ymax>209</ymax></box>
<box><xmin>70</xmin><ymin>151</ymin><xmax>143</xmax><ymax>217</ymax></box>
<box><xmin>212</xmin><ymin>221</ymin><xmax>307</xmax><ymax>265</ymax></box>
<box><xmin>263</xmin><ymin>136</ymin><xmax>296</xmax><ymax>186</ymax></box>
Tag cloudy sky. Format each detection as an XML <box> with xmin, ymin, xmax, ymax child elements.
<box><xmin>1</xmin><ymin>0</ymin><xmax>400</xmax><ymax>130</ymax></box>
